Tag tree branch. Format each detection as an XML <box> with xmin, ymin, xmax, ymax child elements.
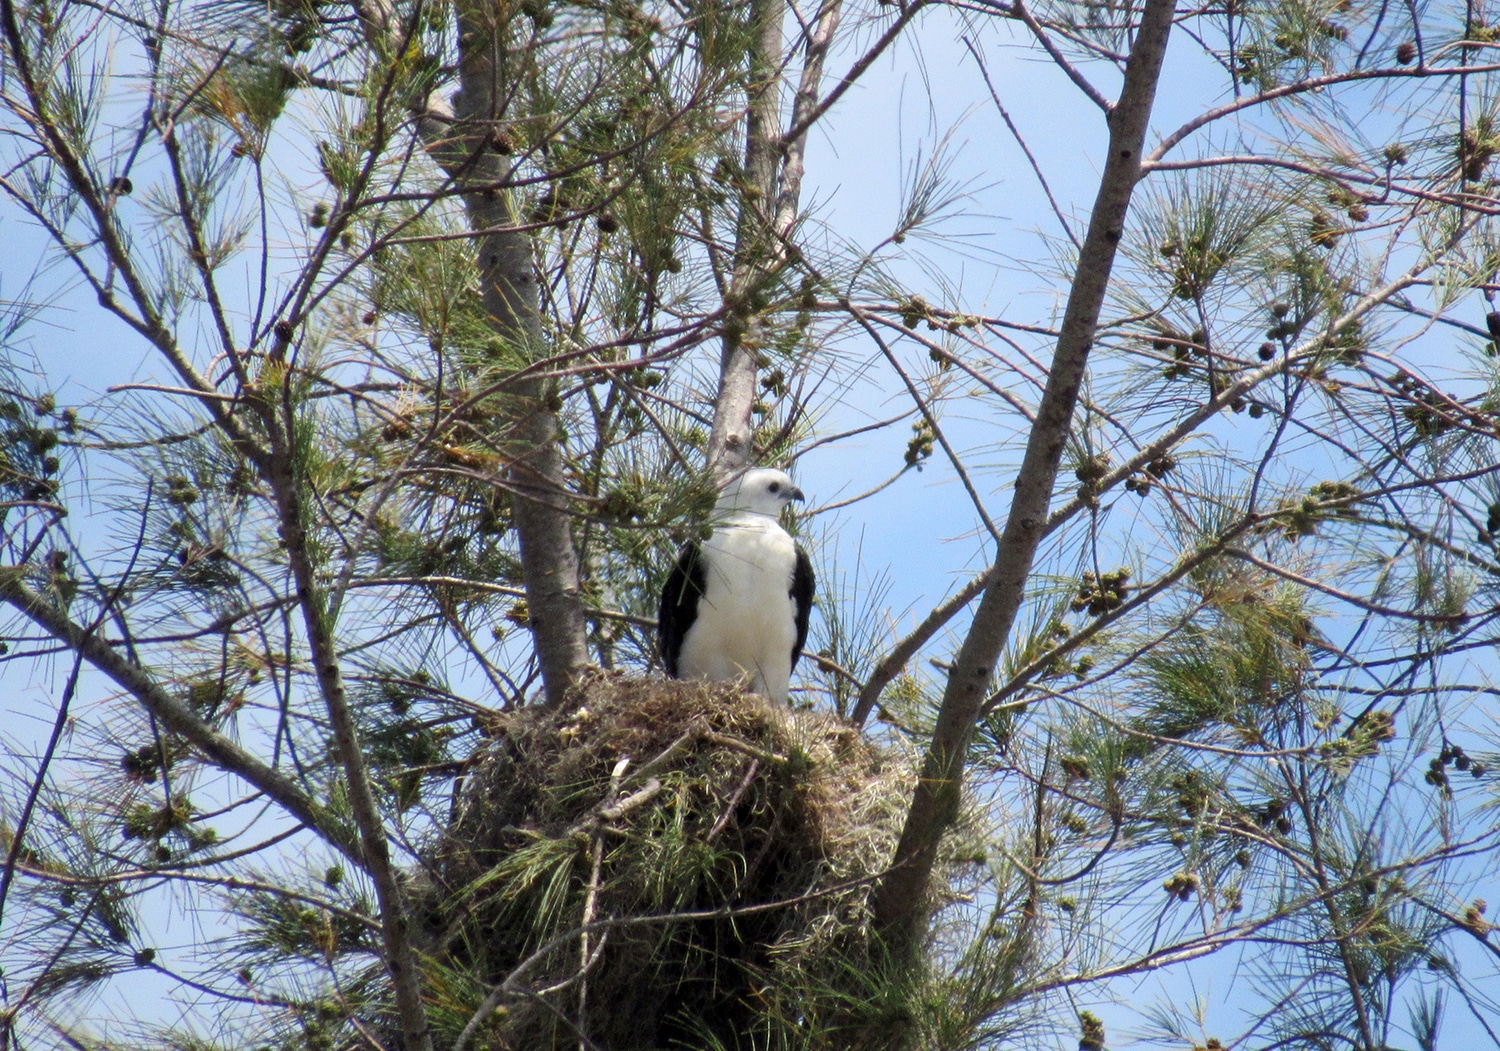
<box><xmin>0</xmin><ymin>573</ymin><xmax>357</xmax><ymax>860</ymax></box>
<box><xmin>868</xmin><ymin>0</ymin><xmax>1179</xmax><ymax>949</ymax></box>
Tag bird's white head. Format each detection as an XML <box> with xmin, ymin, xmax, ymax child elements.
<box><xmin>717</xmin><ymin>467</ymin><xmax>805</xmax><ymax>517</ymax></box>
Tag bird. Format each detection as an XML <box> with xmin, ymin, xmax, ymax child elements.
<box><xmin>657</xmin><ymin>467</ymin><xmax>814</xmax><ymax>704</ymax></box>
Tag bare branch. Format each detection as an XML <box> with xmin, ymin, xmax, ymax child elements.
<box><xmin>869</xmin><ymin>0</ymin><xmax>1180</xmax><ymax>948</ymax></box>
<box><xmin>0</xmin><ymin>573</ymin><xmax>358</xmax><ymax>860</ymax></box>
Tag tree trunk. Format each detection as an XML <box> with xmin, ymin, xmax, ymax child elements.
<box><xmin>869</xmin><ymin>0</ymin><xmax>1179</xmax><ymax>949</ymax></box>
<box><xmin>706</xmin><ymin>0</ymin><xmax>786</xmax><ymax>480</ymax></box>
<box><xmin>451</xmin><ymin>3</ymin><xmax>590</xmax><ymax>705</ymax></box>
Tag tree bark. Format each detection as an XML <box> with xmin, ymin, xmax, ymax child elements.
<box><xmin>350</xmin><ymin>4</ymin><xmax>590</xmax><ymax>708</ymax></box>
<box><xmin>868</xmin><ymin>0</ymin><xmax>1179</xmax><ymax>949</ymax></box>
<box><xmin>775</xmin><ymin>1</ymin><xmax>843</xmax><ymax>236</ymax></box>
<box><xmin>448</xmin><ymin>3</ymin><xmax>590</xmax><ymax>705</ymax></box>
<box><xmin>705</xmin><ymin>0</ymin><xmax>787</xmax><ymax>480</ymax></box>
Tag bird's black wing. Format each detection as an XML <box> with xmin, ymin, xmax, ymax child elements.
<box><xmin>790</xmin><ymin>543</ymin><xmax>815</xmax><ymax>670</ymax></box>
<box><xmin>658</xmin><ymin>542</ymin><xmax>705</xmax><ymax>678</ymax></box>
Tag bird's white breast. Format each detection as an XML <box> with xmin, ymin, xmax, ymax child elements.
<box><xmin>677</xmin><ymin>515</ymin><xmax>799</xmax><ymax>703</ymax></box>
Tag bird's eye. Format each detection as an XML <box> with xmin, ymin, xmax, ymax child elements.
<box><xmin>768</xmin><ymin>481</ymin><xmax>781</xmax><ymax>493</ymax></box>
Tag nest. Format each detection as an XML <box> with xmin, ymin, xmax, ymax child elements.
<box><xmin>412</xmin><ymin>673</ymin><xmax>915</xmax><ymax>1051</ymax></box>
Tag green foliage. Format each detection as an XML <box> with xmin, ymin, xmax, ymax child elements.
<box><xmin>351</xmin><ymin>670</ymin><xmax>458</xmax><ymax>811</ymax></box>
<box><xmin>0</xmin><ymin>386</ymin><xmax>67</xmax><ymax>509</ymax></box>
<box><xmin>1234</xmin><ymin>0</ymin><xmax>1354</xmax><ymax>89</ymax></box>
<box><xmin>1147</xmin><ymin>176</ymin><xmax>1278</xmax><ymax>303</ymax></box>
<box><xmin>1131</xmin><ymin>582</ymin><xmax>1314</xmax><ymax>749</ymax></box>
<box><xmin>237</xmin><ymin>886</ymin><xmax>379</xmax><ymax>962</ymax></box>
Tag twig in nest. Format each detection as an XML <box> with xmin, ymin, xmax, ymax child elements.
<box><xmin>701</xmin><ymin>730</ymin><xmax>788</xmax><ymax>765</ymax></box>
<box><xmin>598</xmin><ymin>779</ymin><xmax>663</xmax><ymax>821</ymax></box>
<box><xmin>628</xmin><ymin>724</ymin><xmax>703</xmax><ymax>784</ymax></box>
<box><xmin>576</xmin><ymin>755</ymin><xmax>628</xmax><ymax>1045</ymax></box>
<box><xmin>707</xmin><ymin>758</ymin><xmax>761</xmax><ymax>844</ymax></box>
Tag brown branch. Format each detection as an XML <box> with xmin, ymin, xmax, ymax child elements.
<box><xmin>346</xmin><ymin>3</ymin><xmax>595</xmax><ymax>707</ymax></box>
<box><xmin>1011</xmin><ymin>0</ymin><xmax>1113</xmax><ymax>113</ymax></box>
<box><xmin>448</xmin><ymin>4</ymin><xmax>589</xmax><ymax>703</ymax></box>
<box><xmin>849</xmin><ymin>251</ymin><xmax>1440</xmax><ymax>728</ymax></box>
<box><xmin>257</xmin><ymin>379</ymin><xmax>432</xmax><ymax>1051</ymax></box>
<box><xmin>867</xmin><ymin>0</ymin><xmax>1179</xmax><ymax>949</ymax></box>
<box><xmin>774</xmin><ymin>0</ymin><xmax>844</xmax><ymax>237</ymax></box>
<box><xmin>777</xmin><ymin>1</ymin><xmax>928</xmax><ymax>151</ymax></box>
<box><xmin>1147</xmin><ymin>58</ymin><xmax>1500</xmax><ymax>164</ymax></box>
<box><xmin>0</xmin><ymin>573</ymin><xmax>357</xmax><ymax>860</ymax></box>
<box><xmin>964</xmin><ymin>35</ymin><xmax>1081</xmax><ymax>251</ymax></box>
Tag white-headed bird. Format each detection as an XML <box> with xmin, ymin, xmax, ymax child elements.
<box><xmin>657</xmin><ymin>468</ymin><xmax>814</xmax><ymax>704</ymax></box>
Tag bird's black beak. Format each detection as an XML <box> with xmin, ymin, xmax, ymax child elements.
<box><xmin>786</xmin><ymin>486</ymin><xmax>806</xmax><ymax>502</ymax></box>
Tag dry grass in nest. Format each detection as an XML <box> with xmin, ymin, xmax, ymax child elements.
<box><xmin>412</xmin><ymin>672</ymin><xmax>915</xmax><ymax>1051</ymax></box>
